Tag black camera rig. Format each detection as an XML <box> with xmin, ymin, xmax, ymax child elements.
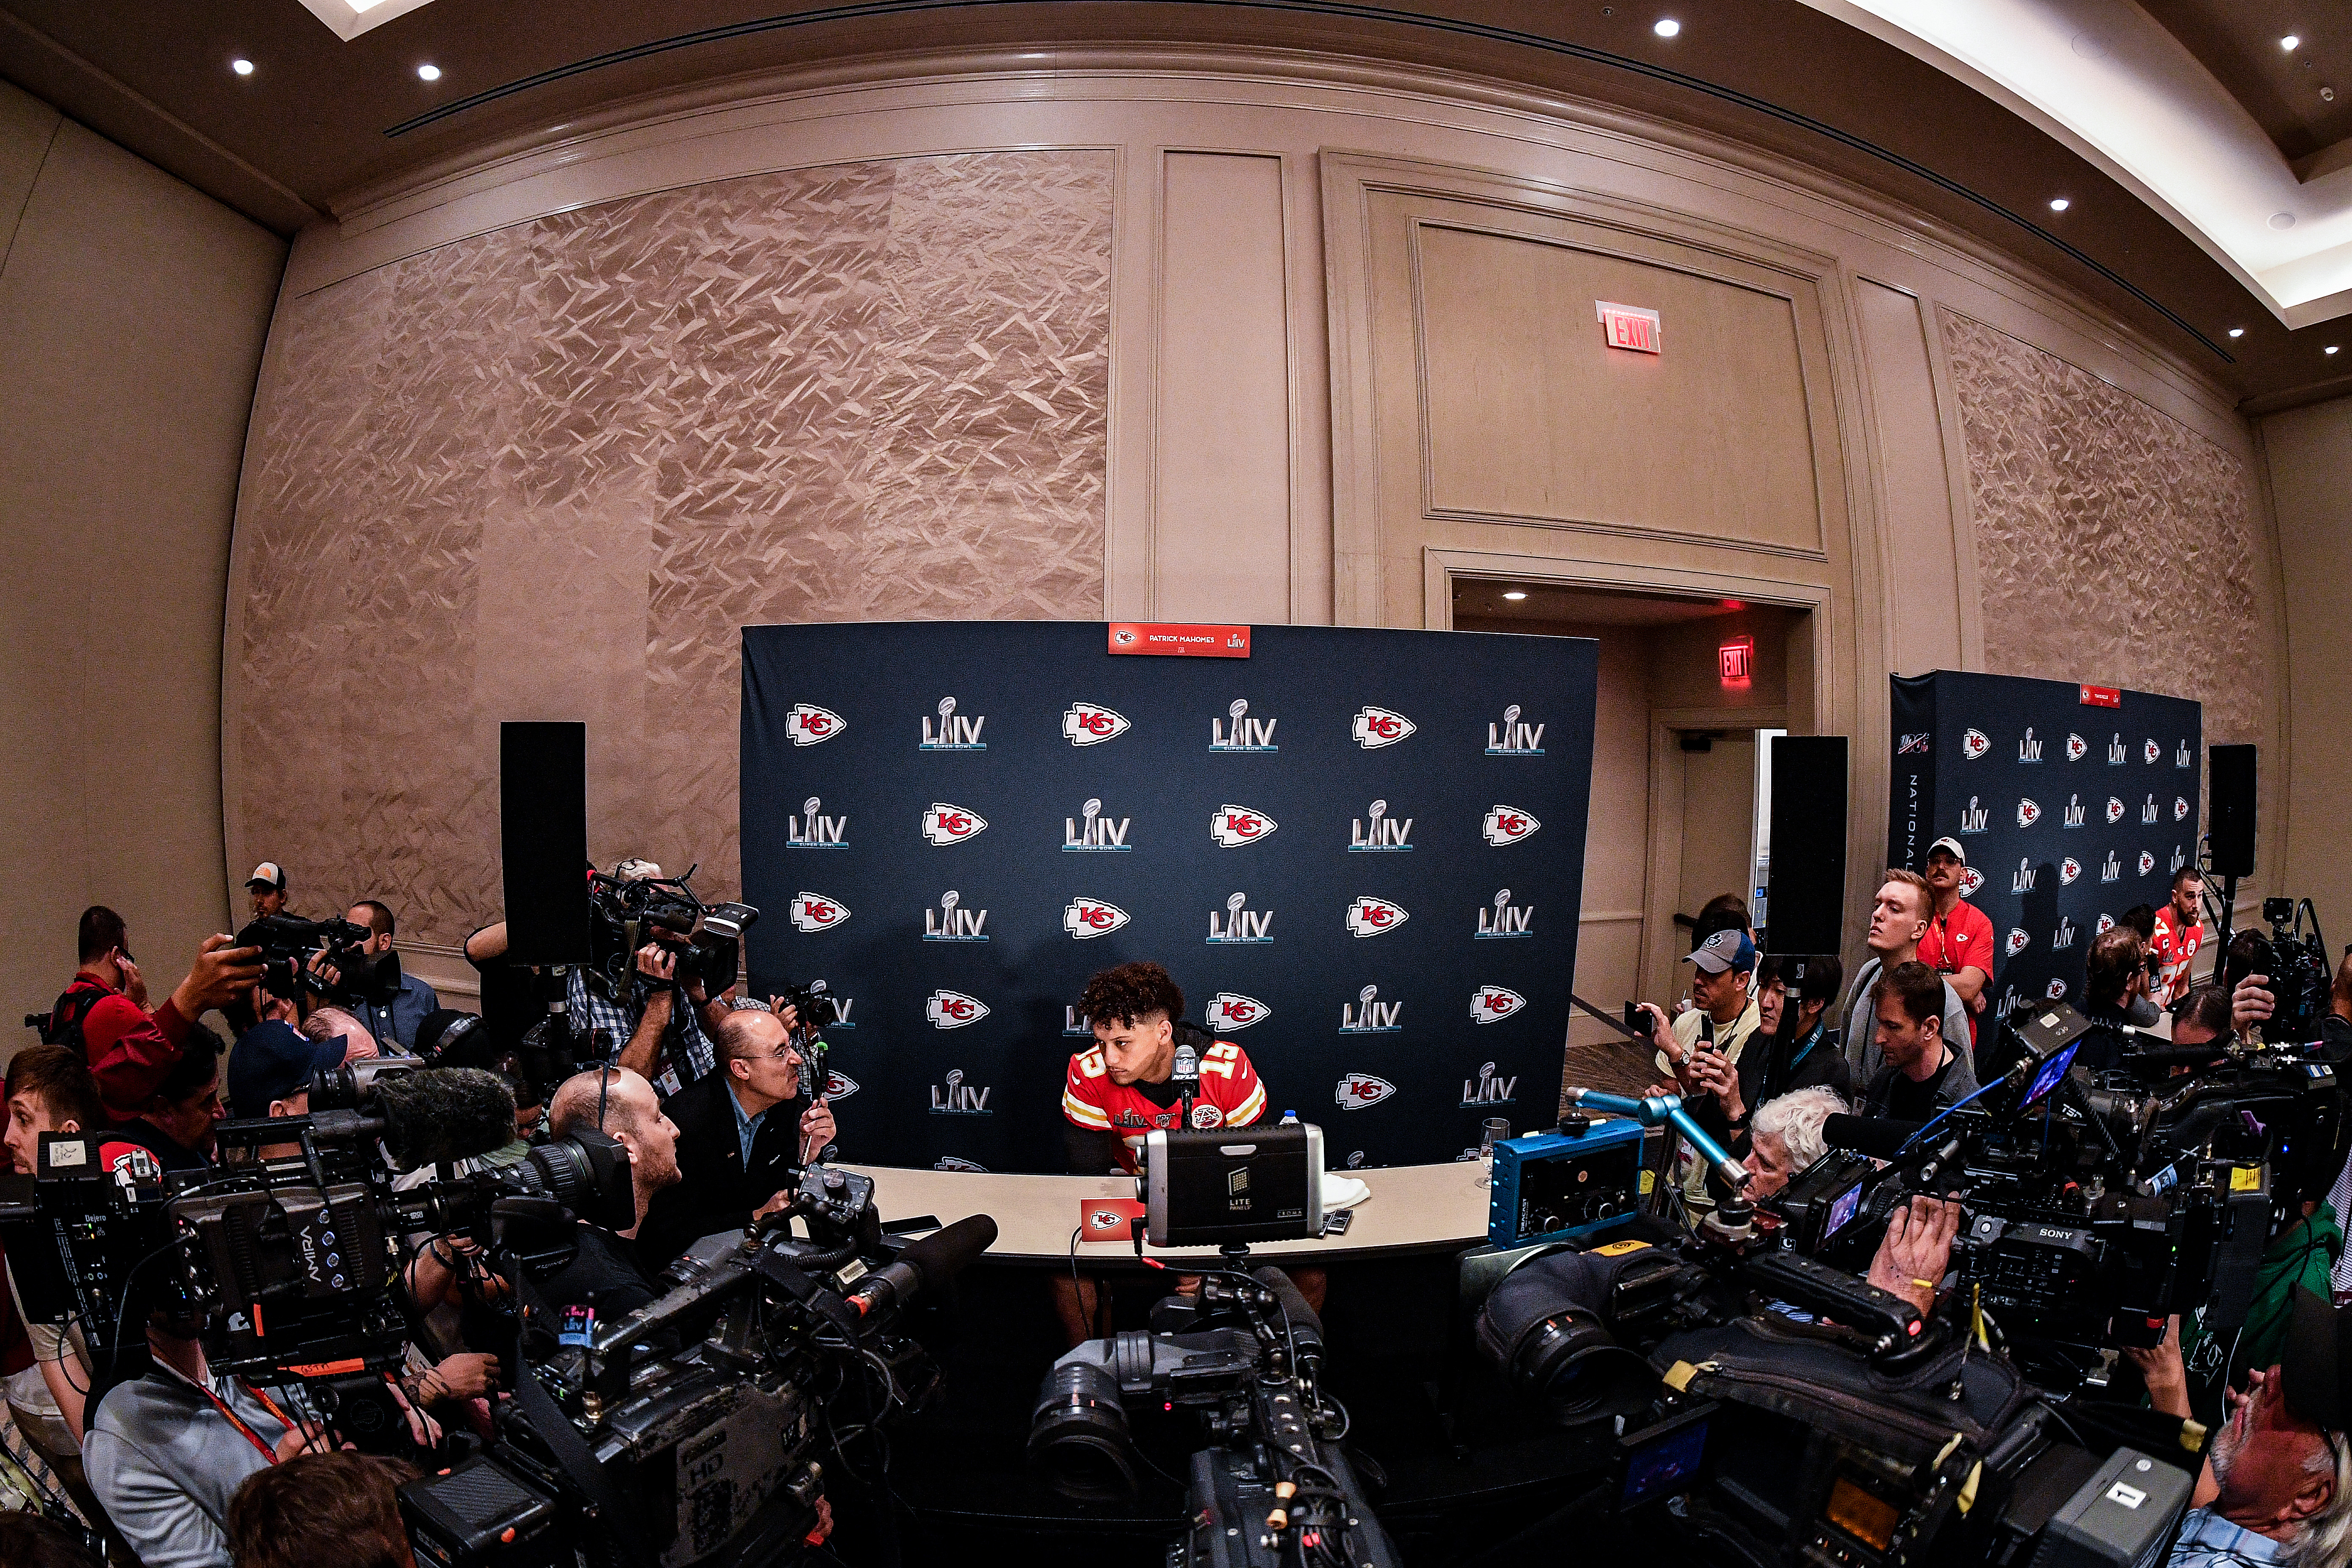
<box><xmin>585</xmin><ymin>866</ymin><xmax>757</xmax><ymax>1002</ymax></box>
<box><xmin>235</xmin><ymin>911</ymin><xmax>406</xmax><ymax>1010</ymax></box>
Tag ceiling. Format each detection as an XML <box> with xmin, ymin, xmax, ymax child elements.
<box><xmin>6</xmin><ymin>0</ymin><xmax>2352</xmax><ymax>409</ymax></box>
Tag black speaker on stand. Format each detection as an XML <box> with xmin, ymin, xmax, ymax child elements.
<box><xmin>2205</xmin><ymin>744</ymin><xmax>2257</xmax><ymax>980</ymax></box>
<box><xmin>1765</xmin><ymin>735</ymin><xmax>1850</xmax><ymax>956</ymax></box>
<box><xmin>501</xmin><ymin>721</ymin><xmax>591</xmax><ymax>967</ymax></box>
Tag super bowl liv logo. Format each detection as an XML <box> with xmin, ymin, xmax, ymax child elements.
<box><xmin>1477</xmin><ymin>889</ymin><xmax>1533</xmax><ymax>939</ymax></box>
<box><xmin>1210</xmin><ymin>699</ymin><xmax>1278</xmax><ymax>753</ymax></box>
<box><xmin>920</xmin><ymin>696</ymin><xmax>986</xmax><ymax>751</ymax></box>
<box><xmin>1486</xmin><ymin>704</ymin><xmax>1544</xmax><ymax>757</ymax></box>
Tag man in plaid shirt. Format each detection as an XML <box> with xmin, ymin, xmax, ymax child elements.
<box><xmin>570</xmin><ymin>860</ymin><xmax>735</xmax><ymax>1095</ymax></box>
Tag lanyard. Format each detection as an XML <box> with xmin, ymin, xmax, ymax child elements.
<box><xmin>160</xmin><ymin>1366</ymin><xmax>293</xmax><ymax>1463</ymax></box>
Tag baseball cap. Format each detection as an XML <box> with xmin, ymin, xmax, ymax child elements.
<box><xmin>227</xmin><ymin>1021</ymin><xmax>343</xmax><ymax>1118</ymax></box>
<box><xmin>246</xmin><ymin>861</ymin><xmax>286</xmax><ymax>891</ymax></box>
<box><xmin>1925</xmin><ymin>837</ymin><xmax>1967</xmax><ymax>864</ymax></box>
<box><xmin>1684</xmin><ymin>928</ymin><xmax>1756</xmax><ymax>975</ymax></box>
<box><xmin>2282</xmin><ymin>1287</ymin><xmax>2352</xmax><ymax>1431</ymax></box>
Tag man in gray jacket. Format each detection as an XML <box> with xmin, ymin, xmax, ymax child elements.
<box><xmin>1842</xmin><ymin>869</ymin><xmax>1973</xmax><ymax>1083</ymax></box>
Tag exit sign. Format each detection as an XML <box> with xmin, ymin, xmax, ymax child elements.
<box><xmin>1719</xmin><ymin>634</ymin><xmax>1753</xmax><ymax>685</ymax></box>
<box><xmin>1596</xmin><ymin>300</ymin><xmax>1662</xmax><ymax>354</ymax></box>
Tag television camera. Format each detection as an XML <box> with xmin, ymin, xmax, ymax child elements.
<box><xmin>234</xmin><ymin>911</ymin><xmax>406</xmax><ymax>1010</ymax></box>
<box><xmin>585</xmin><ymin>866</ymin><xmax>757</xmax><ymax>1000</ymax></box>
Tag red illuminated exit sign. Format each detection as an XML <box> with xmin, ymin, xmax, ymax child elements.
<box><xmin>1597</xmin><ymin>300</ymin><xmax>1662</xmax><ymax>354</ymax></box>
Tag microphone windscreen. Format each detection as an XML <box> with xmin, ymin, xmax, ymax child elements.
<box><xmin>1822</xmin><ymin>1113</ymin><xmax>1925</xmax><ymax>1162</ymax></box>
<box><xmin>374</xmin><ymin>1068</ymin><xmax>517</xmax><ymax>1167</ymax></box>
<box><xmin>899</xmin><ymin>1214</ymin><xmax>998</xmax><ymax>1295</ymax></box>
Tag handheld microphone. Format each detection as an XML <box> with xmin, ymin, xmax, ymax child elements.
<box><xmin>849</xmin><ymin>1214</ymin><xmax>999</xmax><ymax>1316</ymax></box>
<box><xmin>1822</xmin><ymin>1114</ymin><xmax>1927</xmax><ymax>1162</ymax></box>
<box><xmin>1171</xmin><ymin>1040</ymin><xmax>1200</xmax><ymax>1117</ymax></box>
<box><xmin>372</xmin><ymin>1068</ymin><xmax>518</xmax><ymax>1167</ymax></box>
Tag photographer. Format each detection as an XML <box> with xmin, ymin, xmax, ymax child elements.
<box><xmin>1699</xmin><ymin>953</ymin><xmax>1849</xmax><ymax>1120</ymax></box>
<box><xmin>2077</xmin><ymin>926</ymin><xmax>2154</xmax><ymax>1070</ymax></box>
<box><xmin>568</xmin><ymin>861</ymin><xmax>729</xmax><ymax>1094</ymax></box>
<box><xmin>1634</xmin><ymin>928</ymin><xmax>1762</xmax><ymax>1212</ymax></box>
<box><xmin>45</xmin><ymin>907</ymin><xmax>263</xmax><ymax>1121</ymax></box>
<box><xmin>636</xmin><ymin>1002</ymin><xmax>834</xmax><ymax>1271</ymax></box>
<box><xmin>111</xmin><ymin>1024</ymin><xmax>229</xmax><ymax>1172</ymax></box>
<box><xmin>528</xmin><ymin>1067</ymin><xmax>684</xmax><ymax>1322</ymax></box>
<box><xmin>1839</xmin><ymin>872</ymin><xmax>1974</xmax><ymax>1082</ymax></box>
<box><xmin>1860</xmin><ymin>961</ymin><xmax>1979</xmax><ymax>1121</ymax></box>
<box><xmin>342</xmin><ymin>900</ymin><xmax>438</xmax><ymax>1051</ymax></box>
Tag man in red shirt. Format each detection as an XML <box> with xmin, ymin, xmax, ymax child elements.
<box><xmin>1917</xmin><ymin>838</ymin><xmax>1995</xmax><ymax>1053</ymax></box>
<box><xmin>2150</xmin><ymin>867</ymin><xmax>2205</xmax><ymax>1007</ymax></box>
<box><xmin>46</xmin><ymin>906</ymin><xmax>264</xmax><ymax>1121</ymax></box>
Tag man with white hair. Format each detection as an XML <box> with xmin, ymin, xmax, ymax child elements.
<box><xmin>1740</xmin><ymin>1086</ymin><xmax>1843</xmax><ymax>1203</ymax></box>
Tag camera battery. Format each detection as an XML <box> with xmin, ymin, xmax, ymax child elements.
<box><xmin>400</xmin><ymin>1454</ymin><xmax>568</xmax><ymax>1568</ymax></box>
<box><xmin>1488</xmin><ymin>1116</ymin><xmax>1648</xmax><ymax>1249</ymax></box>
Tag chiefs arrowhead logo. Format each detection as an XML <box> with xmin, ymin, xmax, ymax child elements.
<box><xmin>2142</xmin><ymin>738</ymin><xmax>2160</xmax><ymax>764</ymax></box>
<box><xmin>2173</xmin><ymin>795</ymin><xmax>2189</xmax><ymax>821</ymax></box>
<box><xmin>1189</xmin><ymin>1102</ymin><xmax>1225</xmax><ymax>1129</ymax></box>
<box><xmin>785</xmin><ymin>703</ymin><xmax>847</xmax><ymax>746</ymax></box>
<box><xmin>2060</xmin><ymin>857</ymin><xmax>2082</xmax><ymax>885</ymax></box>
<box><xmin>1334</xmin><ymin>1072</ymin><xmax>1396</xmax><ymax>1110</ymax></box>
<box><xmin>1345</xmin><ymin>896</ymin><xmax>1409</xmax><ymax>937</ymax></box>
<box><xmin>2106</xmin><ymin>796</ymin><xmax>2126</xmax><ymax>824</ymax></box>
<box><xmin>2066</xmin><ymin>733</ymin><xmax>2088</xmax><ymax>761</ymax></box>
<box><xmin>2095</xmin><ymin>913</ymin><xmax>2116</xmax><ymax>935</ymax></box>
<box><xmin>925</xmin><ymin>990</ymin><xmax>989</xmax><ymax>1029</ymax></box>
<box><xmin>789</xmin><ymin>892</ymin><xmax>851</xmax><ymax>932</ymax></box>
<box><xmin>822</xmin><ymin>1070</ymin><xmax>859</xmax><ymax>1100</ymax></box>
<box><xmin>1205</xmin><ymin>992</ymin><xmax>1272</xmax><ymax>1031</ymax></box>
<box><xmin>2138</xmin><ymin>850</ymin><xmax>2156</xmax><ymax>875</ymax></box>
<box><xmin>1062</xmin><ymin>702</ymin><xmax>1130</xmax><ymax>746</ymax></box>
<box><xmin>2045</xmin><ymin>978</ymin><xmax>2069</xmax><ymax>1000</ymax></box>
<box><xmin>1351</xmin><ymin>706</ymin><xmax>1416</xmax><ymax>749</ymax></box>
<box><xmin>2004</xmin><ymin>928</ymin><xmax>2031</xmax><ymax>957</ymax></box>
<box><xmin>920</xmin><ymin>802</ymin><xmax>988</xmax><ymax>846</ymax></box>
<box><xmin>2016</xmin><ymin>798</ymin><xmax>2041</xmax><ymax>828</ymax></box>
<box><xmin>1211</xmin><ymin>804</ymin><xmax>1278</xmax><ymax>847</ymax></box>
<box><xmin>1958</xmin><ymin>866</ymin><xmax>1985</xmax><ymax>898</ymax></box>
<box><xmin>1482</xmin><ymin>805</ymin><xmax>1541</xmax><ymax>846</ymax></box>
<box><xmin>1962</xmin><ymin>729</ymin><xmax>1990</xmax><ymax>760</ymax></box>
<box><xmin>1062</xmin><ymin>897</ymin><xmax>1130</xmax><ymax>939</ymax></box>
<box><xmin>1472</xmin><ymin>985</ymin><xmax>1526</xmax><ymax>1023</ymax></box>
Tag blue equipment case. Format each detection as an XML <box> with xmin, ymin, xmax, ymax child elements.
<box><xmin>1487</xmin><ymin>1116</ymin><xmax>1651</xmax><ymax>1249</ymax></box>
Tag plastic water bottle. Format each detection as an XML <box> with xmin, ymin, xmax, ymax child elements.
<box><xmin>1279</xmin><ymin>1109</ymin><xmax>1300</xmax><ymax>1127</ymax></box>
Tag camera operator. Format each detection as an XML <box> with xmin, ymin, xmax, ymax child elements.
<box><xmin>342</xmin><ymin>901</ymin><xmax>439</xmax><ymax>1051</ymax></box>
<box><xmin>110</xmin><ymin>1024</ymin><xmax>229</xmax><ymax>1172</ymax></box>
<box><xmin>1634</xmin><ymin>928</ymin><xmax>1762</xmax><ymax>1213</ymax></box>
<box><xmin>244</xmin><ymin>863</ymin><xmax>292</xmax><ymax>922</ymax></box>
<box><xmin>526</xmin><ymin>1067</ymin><xmax>684</xmax><ymax>1323</ymax></box>
<box><xmin>2077</xmin><ymin>926</ymin><xmax>2156</xmax><ymax>1071</ymax></box>
<box><xmin>1840</xmin><ymin>872</ymin><xmax>1974</xmax><ymax>1082</ymax></box>
<box><xmin>2130</xmin><ymin>1291</ymin><xmax>2352</xmax><ymax>1568</ymax></box>
<box><xmin>635</xmin><ymin>1002</ymin><xmax>835</xmax><ymax>1271</ymax></box>
<box><xmin>44</xmin><ymin>907</ymin><xmax>263</xmax><ymax>1122</ymax></box>
<box><xmin>2151</xmin><ymin>867</ymin><xmax>2206</xmax><ymax>1008</ymax></box>
<box><xmin>1734</xmin><ymin>1086</ymin><xmax>1845</xmax><ymax>1203</ymax></box>
<box><xmin>1860</xmin><ymin>961</ymin><xmax>1979</xmax><ymax>1121</ymax></box>
<box><xmin>2226</xmin><ymin>930</ymin><xmax>2288</xmax><ymax>1045</ymax></box>
<box><xmin>1919</xmin><ymin>838</ymin><xmax>1996</xmax><ymax>1052</ymax></box>
<box><xmin>299</xmin><ymin>1006</ymin><xmax>378</xmax><ymax>1063</ymax></box>
<box><xmin>567</xmin><ymin>860</ymin><xmax>729</xmax><ymax>1094</ymax></box>
<box><xmin>3</xmin><ymin>1048</ymin><xmax>107</xmax><ymax>1527</ymax></box>
<box><xmin>227</xmin><ymin>1452</ymin><xmax>416</xmax><ymax>1568</ymax></box>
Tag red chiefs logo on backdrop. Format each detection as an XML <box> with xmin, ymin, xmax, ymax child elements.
<box><xmin>1062</xmin><ymin>898</ymin><xmax>1129</xmax><ymax>939</ymax></box>
<box><xmin>2174</xmin><ymin>796</ymin><xmax>2190</xmax><ymax>821</ymax></box>
<box><xmin>2060</xmin><ymin>858</ymin><xmax>2082</xmax><ymax>885</ymax></box>
<box><xmin>2066</xmin><ymin>733</ymin><xmax>2088</xmax><ymax>761</ymax></box>
<box><xmin>920</xmin><ymin>803</ymin><xmax>988</xmax><ymax>846</ymax></box>
<box><xmin>785</xmin><ymin>704</ymin><xmax>846</xmax><ymax>746</ymax></box>
<box><xmin>1350</xmin><ymin>707</ymin><xmax>1417</xmax><ymax>749</ymax></box>
<box><xmin>1958</xmin><ymin>866</ymin><xmax>1985</xmax><ymax>898</ymax></box>
<box><xmin>1345</xmin><ymin>896</ymin><xmax>1409</xmax><ymax>937</ymax></box>
<box><xmin>1062</xmin><ymin>703</ymin><xmax>1130</xmax><ymax>746</ymax></box>
<box><xmin>925</xmin><ymin>991</ymin><xmax>989</xmax><ymax>1029</ymax></box>
<box><xmin>2095</xmin><ymin>914</ymin><xmax>2116</xmax><ymax>935</ymax></box>
<box><xmin>2016</xmin><ymin>798</ymin><xmax>2041</xmax><ymax>828</ymax></box>
<box><xmin>2143</xmin><ymin>739</ymin><xmax>2161</xmax><ymax>764</ymax></box>
<box><xmin>789</xmin><ymin>892</ymin><xmax>851</xmax><ymax>932</ymax></box>
<box><xmin>2106</xmin><ymin>796</ymin><xmax>2126</xmax><ymax>824</ymax></box>
<box><xmin>1205</xmin><ymin>992</ymin><xmax>1272</xmax><ymax>1031</ymax></box>
<box><xmin>1211</xmin><ymin>805</ymin><xmax>1279</xmax><ymax>847</ymax></box>
<box><xmin>2046</xmin><ymin>979</ymin><xmax>2069</xmax><ymax>1000</ymax></box>
<box><xmin>1962</xmin><ymin>729</ymin><xmax>1990</xmax><ymax>760</ymax></box>
<box><xmin>1482</xmin><ymin>806</ymin><xmax>1541</xmax><ymax>846</ymax></box>
<box><xmin>2138</xmin><ymin>850</ymin><xmax>2157</xmax><ymax>876</ymax></box>
<box><xmin>1334</xmin><ymin>1073</ymin><xmax>1396</xmax><ymax>1110</ymax></box>
<box><xmin>2005</xmin><ymin>928</ymin><xmax>2031</xmax><ymax>957</ymax></box>
<box><xmin>1471</xmin><ymin>985</ymin><xmax>1526</xmax><ymax>1024</ymax></box>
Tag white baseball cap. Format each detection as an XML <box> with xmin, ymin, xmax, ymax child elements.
<box><xmin>1925</xmin><ymin>837</ymin><xmax>1967</xmax><ymax>864</ymax></box>
<box><xmin>245</xmin><ymin>861</ymin><xmax>286</xmax><ymax>891</ymax></box>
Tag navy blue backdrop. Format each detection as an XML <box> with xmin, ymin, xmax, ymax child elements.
<box><xmin>740</xmin><ymin>623</ymin><xmax>1598</xmax><ymax>1173</ymax></box>
<box><xmin>1887</xmin><ymin>672</ymin><xmax>2201</xmax><ymax>1024</ymax></box>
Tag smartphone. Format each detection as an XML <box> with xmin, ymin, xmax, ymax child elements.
<box><xmin>1624</xmin><ymin>1001</ymin><xmax>1644</xmax><ymax>1035</ymax></box>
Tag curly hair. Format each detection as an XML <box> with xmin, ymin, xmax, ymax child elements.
<box><xmin>1078</xmin><ymin>961</ymin><xmax>1184</xmax><ymax>1028</ymax></box>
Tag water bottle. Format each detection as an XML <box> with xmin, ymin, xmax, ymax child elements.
<box><xmin>1279</xmin><ymin>1109</ymin><xmax>1300</xmax><ymax>1127</ymax></box>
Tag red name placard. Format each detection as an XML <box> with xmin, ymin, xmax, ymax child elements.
<box><xmin>2079</xmin><ymin>684</ymin><xmax>2121</xmax><ymax>708</ymax></box>
<box><xmin>1077</xmin><ymin>1198</ymin><xmax>1147</xmax><ymax>1240</ymax></box>
<box><xmin>1596</xmin><ymin>300</ymin><xmax>1662</xmax><ymax>354</ymax></box>
<box><xmin>1108</xmin><ymin>623</ymin><xmax>1252</xmax><ymax>658</ymax></box>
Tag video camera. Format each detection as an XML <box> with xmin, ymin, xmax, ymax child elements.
<box><xmin>234</xmin><ymin>912</ymin><xmax>405</xmax><ymax>1010</ymax></box>
<box><xmin>585</xmin><ymin>866</ymin><xmax>757</xmax><ymax>1000</ymax></box>
<box><xmin>401</xmin><ymin>1179</ymin><xmax>996</xmax><ymax>1568</ymax></box>
<box><xmin>2246</xmin><ymin>896</ymin><xmax>2333</xmax><ymax>1045</ymax></box>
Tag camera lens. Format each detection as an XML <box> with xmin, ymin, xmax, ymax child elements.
<box><xmin>520</xmin><ymin>1135</ymin><xmax>636</xmax><ymax>1231</ymax></box>
<box><xmin>1028</xmin><ymin>1361</ymin><xmax>1138</xmax><ymax>1503</ymax></box>
<box><xmin>1512</xmin><ymin>1309</ymin><xmax>1647</xmax><ymax>1423</ymax></box>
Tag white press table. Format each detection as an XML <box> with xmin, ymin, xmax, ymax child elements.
<box><xmin>840</xmin><ymin>1162</ymin><xmax>1492</xmax><ymax>1267</ymax></box>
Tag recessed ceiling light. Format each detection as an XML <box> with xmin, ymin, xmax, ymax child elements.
<box><xmin>2282</xmin><ymin>34</ymin><xmax>2300</xmax><ymax>51</ymax></box>
<box><xmin>1502</xmin><ymin>591</ymin><xmax>1529</xmax><ymax>601</ymax></box>
<box><xmin>416</xmin><ymin>63</ymin><xmax>441</xmax><ymax>82</ymax></box>
<box><xmin>2049</xmin><ymin>197</ymin><xmax>2070</xmax><ymax>212</ymax></box>
<box><xmin>2329</xmin><ymin>346</ymin><xmax>2342</xmax><ymax>355</ymax></box>
<box><xmin>1653</xmin><ymin>17</ymin><xmax>1681</xmax><ymax>37</ymax></box>
<box><xmin>2228</xmin><ymin>327</ymin><xmax>2245</xmax><ymax>338</ymax></box>
<box><xmin>231</xmin><ymin>57</ymin><xmax>254</xmax><ymax>76</ymax></box>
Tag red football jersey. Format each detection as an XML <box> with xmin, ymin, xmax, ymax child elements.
<box><xmin>1919</xmin><ymin>900</ymin><xmax>1996</xmax><ymax>1047</ymax></box>
<box><xmin>2150</xmin><ymin>906</ymin><xmax>2203</xmax><ymax>1007</ymax></box>
<box><xmin>1062</xmin><ymin>1040</ymin><xmax>1269</xmax><ymax>1173</ymax></box>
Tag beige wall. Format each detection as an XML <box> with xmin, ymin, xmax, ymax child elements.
<box><xmin>224</xmin><ymin>49</ymin><xmax>2289</xmax><ymax>1004</ymax></box>
<box><xmin>0</xmin><ymin>81</ymin><xmax>283</xmax><ymax>1033</ymax></box>
<box><xmin>2261</xmin><ymin>395</ymin><xmax>2352</xmax><ymax>945</ymax></box>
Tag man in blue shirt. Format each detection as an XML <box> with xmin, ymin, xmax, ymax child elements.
<box><xmin>344</xmin><ymin>899</ymin><xmax>438</xmax><ymax>1051</ymax></box>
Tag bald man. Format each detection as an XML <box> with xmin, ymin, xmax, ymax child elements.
<box><xmin>531</xmin><ymin>1068</ymin><xmax>684</xmax><ymax>1324</ymax></box>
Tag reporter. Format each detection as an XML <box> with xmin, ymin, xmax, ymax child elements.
<box><xmin>529</xmin><ymin>1068</ymin><xmax>684</xmax><ymax>1323</ymax></box>
<box><xmin>1738</xmin><ymin>1086</ymin><xmax>1844</xmax><ymax>1202</ymax></box>
<box><xmin>45</xmin><ymin>908</ymin><xmax>262</xmax><ymax>1121</ymax></box>
<box><xmin>111</xmin><ymin>1025</ymin><xmax>229</xmax><ymax>1172</ymax></box>
<box><xmin>1860</xmin><ymin>962</ymin><xmax>1979</xmax><ymax>1120</ymax></box>
<box><xmin>3</xmin><ymin>1047</ymin><xmax>105</xmax><ymax>1512</ymax></box>
<box><xmin>2172</xmin><ymin>983</ymin><xmax>2235</xmax><ymax>1053</ymax></box>
<box><xmin>1633</xmin><ymin>928</ymin><xmax>1761</xmax><ymax>1212</ymax></box>
<box><xmin>227</xmin><ymin>1451</ymin><xmax>416</xmax><ymax>1568</ymax></box>
<box><xmin>1838</xmin><ymin>872</ymin><xmax>1973</xmax><ymax>1082</ymax></box>
<box><xmin>2077</xmin><ymin>927</ymin><xmax>2153</xmax><ymax>1070</ymax></box>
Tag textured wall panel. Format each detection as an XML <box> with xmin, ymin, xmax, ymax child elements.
<box><xmin>1941</xmin><ymin>314</ymin><xmax>2269</xmax><ymax>761</ymax></box>
<box><xmin>230</xmin><ymin>152</ymin><xmax>1111</xmax><ymax>947</ymax></box>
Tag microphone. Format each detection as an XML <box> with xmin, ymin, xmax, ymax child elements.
<box><xmin>372</xmin><ymin>1068</ymin><xmax>518</xmax><ymax>1167</ymax></box>
<box><xmin>1822</xmin><ymin>1114</ymin><xmax>1927</xmax><ymax>1162</ymax></box>
<box><xmin>1171</xmin><ymin>1040</ymin><xmax>1200</xmax><ymax>1110</ymax></box>
<box><xmin>849</xmin><ymin>1214</ymin><xmax>999</xmax><ymax>1316</ymax></box>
